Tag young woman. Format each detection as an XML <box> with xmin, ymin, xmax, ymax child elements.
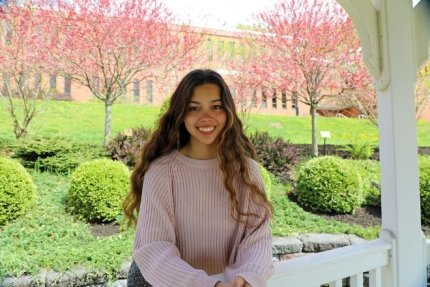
<box><xmin>124</xmin><ymin>69</ymin><xmax>273</xmax><ymax>287</ymax></box>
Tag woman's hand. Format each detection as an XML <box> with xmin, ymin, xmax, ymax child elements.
<box><xmin>231</xmin><ymin>277</ymin><xmax>250</xmax><ymax>287</ymax></box>
<box><xmin>215</xmin><ymin>276</ymin><xmax>250</xmax><ymax>287</ymax></box>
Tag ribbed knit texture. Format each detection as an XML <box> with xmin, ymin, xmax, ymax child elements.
<box><xmin>133</xmin><ymin>150</ymin><xmax>273</xmax><ymax>287</ymax></box>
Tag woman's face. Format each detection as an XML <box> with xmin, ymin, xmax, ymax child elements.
<box><xmin>183</xmin><ymin>83</ymin><xmax>227</xmax><ymax>156</ymax></box>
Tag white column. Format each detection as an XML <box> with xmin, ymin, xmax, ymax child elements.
<box><xmin>376</xmin><ymin>0</ymin><xmax>426</xmax><ymax>286</ymax></box>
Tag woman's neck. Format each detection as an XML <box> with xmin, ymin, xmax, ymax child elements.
<box><xmin>179</xmin><ymin>143</ymin><xmax>218</xmax><ymax>160</ymax></box>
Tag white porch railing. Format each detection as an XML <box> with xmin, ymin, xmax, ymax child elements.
<box><xmin>267</xmin><ymin>238</ymin><xmax>392</xmax><ymax>287</ymax></box>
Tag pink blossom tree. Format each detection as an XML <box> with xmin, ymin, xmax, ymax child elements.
<box><xmin>0</xmin><ymin>1</ymin><xmax>55</xmax><ymax>138</ymax></box>
<box><xmin>346</xmin><ymin>60</ymin><xmax>430</xmax><ymax>126</ymax></box>
<box><xmin>44</xmin><ymin>0</ymin><xmax>202</xmax><ymax>145</ymax></box>
<box><xmin>251</xmin><ymin>0</ymin><xmax>361</xmax><ymax>156</ymax></box>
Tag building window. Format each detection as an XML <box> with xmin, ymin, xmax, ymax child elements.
<box><xmin>272</xmin><ymin>89</ymin><xmax>277</xmax><ymax>109</ymax></box>
<box><xmin>49</xmin><ymin>75</ymin><xmax>56</xmax><ymax>90</ymax></box>
<box><xmin>2</xmin><ymin>74</ymin><xmax>10</xmax><ymax>94</ymax></box>
<box><xmin>119</xmin><ymin>79</ymin><xmax>126</xmax><ymax>101</ymax></box>
<box><xmin>206</xmin><ymin>38</ymin><xmax>213</xmax><ymax>61</ymax></box>
<box><xmin>217</xmin><ymin>40</ymin><xmax>225</xmax><ymax>59</ymax></box>
<box><xmin>227</xmin><ymin>41</ymin><xmax>235</xmax><ymax>59</ymax></box>
<box><xmin>292</xmin><ymin>91</ymin><xmax>299</xmax><ymax>115</ymax></box>
<box><xmin>291</xmin><ymin>92</ymin><xmax>297</xmax><ymax>109</ymax></box>
<box><xmin>64</xmin><ymin>76</ymin><xmax>71</xmax><ymax>97</ymax></box>
<box><xmin>282</xmin><ymin>91</ymin><xmax>287</xmax><ymax>109</ymax></box>
<box><xmin>241</xmin><ymin>96</ymin><xmax>247</xmax><ymax>111</ymax></box>
<box><xmin>261</xmin><ymin>91</ymin><xmax>267</xmax><ymax>109</ymax></box>
<box><xmin>133</xmin><ymin>80</ymin><xmax>140</xmax><ymax>102</ymax></box>
<box><xmin>18</xmin><ymin>73</ymin><xmax>26</xmax><ymax>88</ymax></box>
<box><xmin>251</xmin><ymin>90</ymin><xmax>257</xmax><ymax>108</ymax></box>
<box><xmin>92</xmin><ymin>76</ymin><xmax>100</xmax><ymax>91</ymax></box>
<box><xmin>146</xmin><ymin>80</ymin><xmax>153</xmax><ymax>104</ymax></box>
<box><xmin>34</xmin><ymin>74</ymin><xmax>41</xmax><ymax>90</ymax></box>
<box><xmin>238</xmin><ymin>44</ymin><xmax>246</xmax><ymax>60</ymax></box>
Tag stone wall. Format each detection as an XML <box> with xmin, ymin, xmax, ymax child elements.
<box><xmin>0</xmin><ymin>233</ymin><xmax>367</xmax><ymax>287</ymax></box>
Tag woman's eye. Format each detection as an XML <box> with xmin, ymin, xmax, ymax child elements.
<box><xmin>213</xmin><ymin>105</ymin><xmax>224</xmax><ymax>110</ymax></box>
<box><xmin>188</xmin><ymin>106</ymin><xmax>199</xmax><ymax>111</ymax></box>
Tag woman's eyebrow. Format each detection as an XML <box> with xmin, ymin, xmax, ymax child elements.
<box><xmin>188</xmin><ymin>99</ymin><xmax>222</xmax><ymax>104</ymax></box>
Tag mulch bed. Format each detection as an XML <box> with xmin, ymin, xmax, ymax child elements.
<box><xmin>89</xmin><ymin>204</ymin><xmax>430</xmax><ymax>238</ymax></box>
<box><xmin>90</xmin><ymin>222</ymin><xmax>121</xmax><ymax>237</ymax></box>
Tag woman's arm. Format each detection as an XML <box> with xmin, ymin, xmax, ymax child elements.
<box><xmin>224</xmin><ymin>160</ymin><xmax>274</xmax><ymax>287</ymax></box>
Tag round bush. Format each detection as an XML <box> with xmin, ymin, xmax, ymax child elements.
<box><xmin>352</xmin><ymin>159</ymin><xmax>381</xmax><ymax>207</ymax></box>
<box><xmin>0</xmin><ymin>157</ymin><xmax>36</xmax><ymax>226</ymax></box>
<box><xmin>295</xmin><ymin>156</ymin><xmax>363</xmax><ymax>214</ymax></box>
<box><xmin>419</xmin><ymin>158</ymin><xmax>430</xmax><ymax>225</ymax></box>
<box><xmin>67</xmin><ymin>159</ymin><xmax>130</xmax><ymax>222</ymax></box>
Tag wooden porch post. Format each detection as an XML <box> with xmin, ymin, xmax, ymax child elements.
<box><xmin>375</xmin><ymin>0</ymin><xmax>425</xmax><ymax>286</ymax></box>
<box><xmin>338</xmin><ymin>0</ymin><xmax>429</xmax><ymax>286</ymax></box>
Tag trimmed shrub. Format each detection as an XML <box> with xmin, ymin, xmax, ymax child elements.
<box><xmin>259</xmin><ymin>164</ymin><xmax>272</xmax><ymax>200</ymax></box>
<box><xmin>419</xmin><ymin>157</ymin><xmax>430</xmax><ymax>225</ymax></box>
<box><xmin>105</xmin><ymin>126</ymin><xmax>152</xmax><ymax>169</ymax></box>
<box><xmin>0</xmin><ymin>157</ymin><xmax>36</xmax><ymax>226</ymax></box>
<box><xmin>352</xmin><ymin>160</ymin><xmax>381</xmax><ymax>206</ymax></box>
<box><xmin>14</xmin><ymin>137</ymin><xmax>106</xmax><ymax>174</ymax></box>
<box><xmin>249</xmin><ymin>131</ymin><xmax>299</xmax><ymax>182</ymax></box>
<box><xmin>295</xmin><ymin>156</ymin><xmax>363</xmax><ymax>214</ymax></box>
<box><xmin>66</xmin><ymin>159</ymin><xmax>130</xmax><ymax>222</ymax></box>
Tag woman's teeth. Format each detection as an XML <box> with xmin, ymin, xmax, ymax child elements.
<box><xmin>198</xmin><ymin>127</ymin><xmax>215</xmax><ymax>132</ymax></box>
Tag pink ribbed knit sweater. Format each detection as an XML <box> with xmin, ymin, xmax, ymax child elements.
<box><xmin>133</xmin><ymin>150</ymin><xmax>273</xmax><ymax>287</ymax></box>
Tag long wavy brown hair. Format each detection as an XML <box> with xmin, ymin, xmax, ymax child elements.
<box><xmin>123</xmin><ymin>69</ymin><xmax>272</xmax><ymax>227</ymax></box>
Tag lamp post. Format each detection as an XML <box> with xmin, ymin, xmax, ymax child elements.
<box><xmin>320</xmin><ymin>131</ymin><xmax>331</xmax><ymax>155</ymax></box>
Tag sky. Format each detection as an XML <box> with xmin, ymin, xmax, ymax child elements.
<box><xmin>162</xmin><ymin>0</ymin><xmax>279</xmax><ymax>29</ymax></box>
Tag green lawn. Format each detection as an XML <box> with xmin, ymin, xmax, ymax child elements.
<box><xmin>0</xmin><ymin>172</ymin><xmax>135</xmax><ymax>281</ymax></box>
<box><xmin>0</xmin><ymin>100</ymin><xmax>388</xmax><ymax>281</ymax></box>
<box><xmin>0</xmin><ymin>171</ymin><xmax>379</xmax><ymax>281</ymax></box>
<box><xmin>1</xmin><ymin>100</ymin><xmax>429</xmax><ymax>146</ymax></box>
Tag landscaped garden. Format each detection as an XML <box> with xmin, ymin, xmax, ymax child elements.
<box><xmin>1</xmin><ymin>101</ymin><xmax>430</xmax><ymax>282</ymax></box>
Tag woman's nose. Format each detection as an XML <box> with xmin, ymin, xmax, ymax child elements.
<box><xmin>198</xmin><ymin>109</ymin><xmax>213</xmax><ymax>120</ymax></box>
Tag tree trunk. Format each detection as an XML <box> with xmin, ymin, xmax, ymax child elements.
<box><xmin>104</xmin><ymin>102</ymin><xmax>112</xmax><ymax>147</ymax></box>
<box><xmin>310</xmin><ymin>105</ymin><xmax>318</xmax><ymax>157</ymax></box>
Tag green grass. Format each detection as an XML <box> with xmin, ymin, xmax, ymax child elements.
<box><xmin>0</xmin><ymin>170</ymin><xmax>380</xmax><ymax>281</ymax></box>
<box><xmin>1</xmin><ymin>100</ymin><xmax>430</xmax><ymax>146</ymax></box>
<box><xmin>270</xmin><ymin>176</ymin><xmax>380</xmax><ymax>240</ymax></box>
<box><xmin>0</xmin><ymin>101</ymin><xmax>160</xmax><ymax>144</ymax></box>
<box><xmin>0</xmin><ymin>171</ymin><xmax>134</xmax><ymax>281</ymax></box>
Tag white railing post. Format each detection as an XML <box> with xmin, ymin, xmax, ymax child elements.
<box><xmin>328</xmin><ymin>279</ymin><xmax>342</xmax><ymax>287</ymax></box>
<box><xmin>379</xmin><ymin>229</ymin><xmax>396</xmax><ymax>287</ymax></box>
<box><xmin>350</xmin><ymin>273</ymin><xmax>363</xmax><ymax>287</ymax></box>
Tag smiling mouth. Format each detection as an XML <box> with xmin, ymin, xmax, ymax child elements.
<box><xmin>198</xmin><ymin>126</ymin><xmax>215</xmax><ymax>132</ymax></box>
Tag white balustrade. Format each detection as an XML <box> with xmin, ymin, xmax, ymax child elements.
<box><xmin>267</xmin><ymin>239</ymin><xmax>391</xmax><ymax>287</ymax></box>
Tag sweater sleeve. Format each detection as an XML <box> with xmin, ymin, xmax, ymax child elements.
<box><xmin>224</xmin><ymin>160</ymin><xmax>274</xmax><ymax>287</ymax></box>
<box><xmin>132</xmin><ymin>161</ymin><xmax>220</xmax><ymax>287</ymax></box>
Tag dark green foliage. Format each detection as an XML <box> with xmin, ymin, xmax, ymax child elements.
<box><xmin>419</xmin><ymin>157</ymin><xmax>430</xmax><ymax>225</ymax></box>
<box><xmin>352</xmin><ymin>160</ymin><xmax>381</xmax><ymax>206</ymax></box>
<box><xmin>105</xmin><ymin>126</ymin><xmax>152</xmax><ymax>168</ymax></box>
<box><xmin>0</xmin><ymin>157</ymin><xmax>36</xmax><ymax>226</ymax></box>
<box><xmin>259</xmin><ymin>164</ymin><xmax>272</xmax><ymax>200</ymax></box>
<box><xmin>0</xmin><ymin>138</ymin><xmax>16</xmax><ymax>157</ymax></box>
<box><xmin>157</xmin><ymin>96</ymin><xmax>171</xmax><ymax>120</ymax></box>
<box><xmin>341</xmin><ymin>141</ymin><xmax>375</xmax><ymax>160</ymax></box>
<box><xmin>13</xmin><ymin>137</ymin><xmax>106</xmax><ymax>174</ymax></box>
<box><xmin>66</xmin><ymin>159</ymin><xmax>130</xmax><ymax>223</ymax></box>
<box><xmin>295</xmin><ymin>156</ymin><xmax>363</xmax><ymax>214</ymax></box>
<box><xmin>249</xmin><ymin>131</ymin><xmax>299</xmax><ymax>182</ymax></box>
